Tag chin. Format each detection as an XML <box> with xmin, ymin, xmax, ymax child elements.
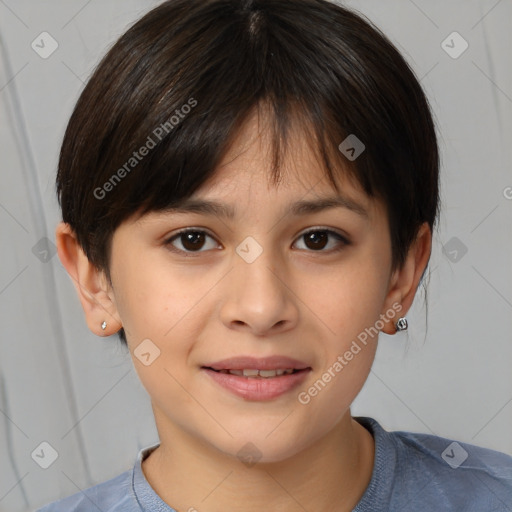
<box><xmin>210</xmin><ymin>427</ymin><xmax>314</xmax><ymax>466</ymax></box>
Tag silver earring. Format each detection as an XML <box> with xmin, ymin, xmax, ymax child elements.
<box><xmin>395</xmin><ymin>317</ymin><xmax>408</xmax><ymax>332</ymax></box>
<box><xmin>101</xmin><ymin>321</ymin><xmax>107</xmax><ymax>330</ymax></box>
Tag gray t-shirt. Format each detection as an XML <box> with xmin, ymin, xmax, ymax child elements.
<box><xmin>36</xmin><ymin>416</ymin><xmax>512</xmax><ymax>511</ymax></box>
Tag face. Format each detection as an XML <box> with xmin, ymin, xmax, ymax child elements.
<box><xmin>107</xmin><ymin>111</ymin><xmax>400</xmax><ymax>463</ymax></box>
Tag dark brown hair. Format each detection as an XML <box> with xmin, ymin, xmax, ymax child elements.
<box><xmin>56</xmin><ymin>0</ymin><xmax>440</xmax><ymax>347</ymax></box>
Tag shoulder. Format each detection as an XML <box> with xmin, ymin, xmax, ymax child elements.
<box><xmin>393</xmin><ymin>425</ymin><xmax>512</xmax><ymax>471</ymax></box>
<box><xmin>390</xmin><ymin>424</ymin><xmax>512</xmax><ymax>509</ymax></box>
<box><xmin>35</xmin><ymin>469</ymin><xmax>136</xmax><ymax>512</ymax></box>
<box><xmin>356</xmin><ymin>416</ymin><xmax>512</xmax><ymax>511</ymax></box>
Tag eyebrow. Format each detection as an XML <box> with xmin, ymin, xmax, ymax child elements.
<box><xmin>162</xmin><ymin>195</ymin><xmax>369</xmax><ymax>220</ymax></box>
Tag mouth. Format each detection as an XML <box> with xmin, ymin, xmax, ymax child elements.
<box><xmin>203</xmin><ymin>367</ymin><xmax>304</xmax><ymax>378</ymax></box>
<box><xmin>202</xmin><ymin>355</ymin><xmax>311</xmax><ymax>376</ymax></box>
<box><xmin>201</xmin><ymin>356</ymin><xmax>312</xmax><ymax>400</ymax></box>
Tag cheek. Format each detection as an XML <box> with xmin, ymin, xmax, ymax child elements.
<box><xmin>116</xmin><ymin>260</ymin><xmax>202</xmax><ymax>409</ymax></box>
<box><xmin>301</xmin><ymin>251</ymin><xmax>389</xmax><ymax>403</ymax></box>
<box><xmin>296</xmin><ymin>312</ymin><xmax>379</xmax><ymax>438</ymax></box>
<box><xmin>110</xmin><ymin>249</ymin><xmax>186</xmax><ymax>337</ymax></box>
<box><xmin>314</xmin><ymin>257</ymin><xmax>389</xmax><ymax>340</ymax></box>
<box><xmin>291</xmin><ymin>335</ymin><xmax>377</xmax><ymax>456</ymax></box>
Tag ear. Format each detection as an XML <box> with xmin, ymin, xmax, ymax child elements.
<box><xmin>55</xmin><ymin>222</ymin><xmax>122</xmax><ymax>337</ymax></box>
<box><xmin>380</xmin><ymin>222</ymin><xmax>432</xmax><ymax>335</ymax></box>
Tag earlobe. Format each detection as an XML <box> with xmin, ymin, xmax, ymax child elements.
<box><xmin>55</xmin><ymin>222</ymin><xmax>122</xmax><ymax>337</ymax></box>
<box><xmin>380</xmin><ymin>222</ymin><xmax>432</xmax><ymax>335</ymax></box>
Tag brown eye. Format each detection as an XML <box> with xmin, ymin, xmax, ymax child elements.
<box><xmin>180</xmin><ymin>231</ymin><xmax>206</xmax><ymax>251</ymax></box>
<box><xmin>165</xmin><ymin>227</ymin><xmax>349</xmax><ymax>256</ymax></box>
<box><xmin>294</xmin><ymin>229</ymin><xmax>349</xmax><ymax>252</ymax></box>
<box><xmin>165</xmin><ymin>229</ymin><xmax>218</xmax><ymax>254</ymax></box>
<box><xmin>304</xmin><ymin>231</ymin><xmax>328</xmax><ymax>250</ymax></box>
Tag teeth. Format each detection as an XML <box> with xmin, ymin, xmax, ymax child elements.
<box><xmin>258</xmin><ymin>369</ymin><xmax>277</xmax><ymax>378</ymax></box>
<box><xmin>220</xmin><ymin>368</ymin><xmax>296</xmax><ymax>378</ymax></box>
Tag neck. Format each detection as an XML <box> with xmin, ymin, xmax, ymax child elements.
<box><xmin>142</xmin><ymin>410</ymin><xmax>375</xmax><ymax>512</ymax></box>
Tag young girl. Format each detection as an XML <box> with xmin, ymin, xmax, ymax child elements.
<box><xmin>39</xmin><ymin>0</ymin><xmax>512</xmax><ymax>510</ymax></box>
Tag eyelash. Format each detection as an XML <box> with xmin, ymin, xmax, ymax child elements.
<box><xmin>164</xmin><ymin>227</ymin><xmax>350</xmax><ymax>257</ymax></box>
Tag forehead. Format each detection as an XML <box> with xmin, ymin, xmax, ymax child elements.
<box><xmin>128</xmin><ymin>106</ymin><xmax>386</xmax><ymax>228</ymax></box>
<box><xmin>188</xmin><ymin>108</ymin><xmax>379</xmax><ymax>218</ymax></box>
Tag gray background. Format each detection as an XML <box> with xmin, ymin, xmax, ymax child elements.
<box><xmin>0</xmin><ymin>0</ymin><xmax>511</xmax><ymax>510</ymax></box>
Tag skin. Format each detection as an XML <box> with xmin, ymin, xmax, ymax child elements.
<box><xmin>56</xmin><ymin>108</ymin><xmax>431</xmax><ymax>512</ymax></box>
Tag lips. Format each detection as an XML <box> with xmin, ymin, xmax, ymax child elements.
<box><xmin>214</xmin><ymin>368</ymin><xmax>296</xmax><ymax>378</ymax></box>
<box><xmin>201</xmin><ymin>355</ymin><xmax>312</xmax><ymax>400</ymax></box>
<box><xmin>202</xmin><ymin>355</ymin><xmax>310</xmax><ymax>372</ymax></box>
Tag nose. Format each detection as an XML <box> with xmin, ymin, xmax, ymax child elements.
<box><xmin>219</xmin><ymin>243</ymin><xmax>299</xmax><ymax>337</ymax></box>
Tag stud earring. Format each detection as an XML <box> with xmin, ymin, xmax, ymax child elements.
<box><xmin>101</xmin><ymin>321</ymin><xmax>107</xmax><ymax>330</ymax></box>
<box><xmin>395</xmin><ymin>317</ymin><xmax>408</xmax><ymax>332</ymax></box>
